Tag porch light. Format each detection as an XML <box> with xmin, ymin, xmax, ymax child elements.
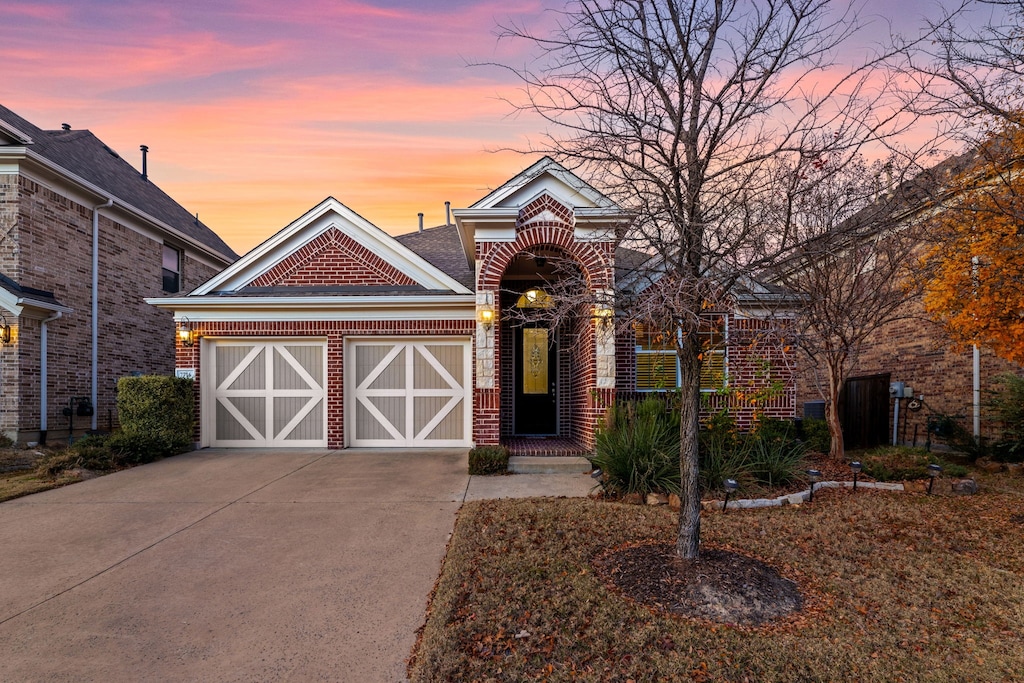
<box><xmin>850</xmin><ymin>461</ymin><xmax>863</xmax><ymax>492</ymax></box>
<box><xmin>593</xmin><ymin>303</ymin><xmax>613</xmax><ymax>327</ymax></box>
<box><xmin>0</xmin><ymin>313</ymin><xmax>10</xmax><ymax>345</ymax></box>
<box><xmin>806</xmin><ymin>469</ymin><xmax>822</xmax><ymax>502</ymax></box>
<box><xmin>477</xmin><ymin>304</ymin><xmax>495</xmax><ymax>330</ymax></box>
<box><xmin>177</xmin><ymin>316</ymin><xmax>195</xmax><ymax>347</ymax></box>
<box><xmin>927</xmin><ymin>463</ymin><xmax>942</xmax><ymax>495</ymax></box>
<box><xmin>723</xmin><ymin>478</ymin><xmax>739</xmax><ymax>511</ymax></box>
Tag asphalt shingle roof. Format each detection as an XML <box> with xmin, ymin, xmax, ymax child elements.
<box><xmin>0</xmin><ymin>104</ymin><xmax>237</xmax><ymax>262</ymax></box>
<box><xmin>394</xmin><ymin>223</ymin><xmax>475</xmax><ymax>290</ymax></box>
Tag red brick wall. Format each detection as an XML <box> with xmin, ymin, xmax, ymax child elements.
<box><xmin>3</xmin><ymin>174</ymin><xmax>223</xmax><ymax>440</ymax></box>
<box><xmin>177</xmin><ymin>319</ymin><xmax>475</xmax><ymax>449</ymax></box>
<box><xmin>795</xmin><ymin>296</ymin><xmax>1024</xmax><ymax>445</ymax></box>
<box><xmin>616</xmin><ymin>315</ymin><xmax>796</xmax><ymax>431</ymax></box>
<box><xmin>249</xmin><ymin>227</ymin><xmax>416</xmax><ymax>288</ymax></box>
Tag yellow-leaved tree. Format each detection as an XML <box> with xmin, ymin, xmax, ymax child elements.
<box><xmin>923</xmin><ymin>119</ymin><xmax>1024</xmax><ymax>365</ymax></box>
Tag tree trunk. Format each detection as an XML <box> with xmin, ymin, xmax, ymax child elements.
<box><xmin>676</xmin><ymin>341</ymin><xmax>703</xmax><ymax>560</ymax></box>
<box><xmin>825</xmin><ymin>362</ymin><xmax>845</xmax><ymax>460</ymax></box>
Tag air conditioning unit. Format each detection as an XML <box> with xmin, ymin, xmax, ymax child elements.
<box><xmin>889</xmin><ymin>381</ymin><xmax>905</xmax><ymax>397</ymax></box>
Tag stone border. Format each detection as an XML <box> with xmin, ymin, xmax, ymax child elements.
<box><xmin>701</xmin><ymin>480</ymin><xmax>905</xmax><ymax>511</ymax></box>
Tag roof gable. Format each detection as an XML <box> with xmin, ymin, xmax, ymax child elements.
<box><xmin>470</xmin><ymin>157</ymin><xmax>616</xmax><ymax>211</ymax></box>
<box><xmin>192</xmin><ymin>197</ymin><xmax>473</xmax><ymax>296</ymax></box>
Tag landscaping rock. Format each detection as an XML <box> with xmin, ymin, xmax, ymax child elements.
<box><xmin>668</xmin><ymin>493</ymin><xmax>681</xmax><ymax>510</ymax></box>
<box><xmin>1005</xmin><ymin>463</ymin><xmax>1023</xmax><ymax>477</ymax></box>
<box><xmin>785</xmin><ymin>492</ymin><xmax>807</xmax><ymax>505</ymax></box>
<box><xmin>621</xmin><ymin>492</ymin><xmax>644</xmax><ymax>505</ymax></box>
<box><xmin>951</xmin><ymin>478</ymin><xmax>979</xmax><ymax>495</ymax></box>
<box><xmin>903</xmin><ymin>480</ymin><xmax>928</xmax><ymax>493</ymax></box>
<box><xmin>646</xmin><ymin>493</ymin><xmax>668</xmax><ymax>506</ymax></box>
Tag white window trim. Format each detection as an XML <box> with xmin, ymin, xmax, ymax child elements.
<box><xmin>634</xmin><ymin>315</ymin><xmax>729</xmax><ymax>393</ymax></box>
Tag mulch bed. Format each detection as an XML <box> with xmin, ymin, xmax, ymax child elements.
<box><xmin>593</xmin><ymin>541</ymin><xmax>803</xmax><ymax>626</ymax></box>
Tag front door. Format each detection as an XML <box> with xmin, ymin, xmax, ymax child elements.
<box><xmin>514</xmin><ymin>326</ymin><xmax>557</xmax><ymax>434</ymax></box>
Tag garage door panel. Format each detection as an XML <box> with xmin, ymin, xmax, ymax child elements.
<box><xmin>349</xmin><ymin>339</ymin><xmax>470</xmax><ymax>447</ymax></box>
<box><xmin>209</xmin><ymin>340</ymin><xmax>327</xmax><ymax>448</ymax></box>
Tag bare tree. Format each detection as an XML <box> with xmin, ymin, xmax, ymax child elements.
<box><xmin>768</xmin><ymin>155</ymin><xmax>924</xmax><ymax>459</ymax></box>
<box><xmin>909</xmin><ymin>0</ymin><xmax>1024</xmax><ymax>127</ymax></box>
<box><xmin>498</xmin><ymin>0</ymin><xmax>915</xmax><ymax>559</ymax></box>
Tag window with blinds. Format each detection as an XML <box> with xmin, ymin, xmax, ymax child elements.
<box><xmin>634</xmin><ymin>314</ymin><xmax>728</xmax><ymax>392</ymax></box>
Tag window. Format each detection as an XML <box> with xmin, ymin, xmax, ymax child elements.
<box><xmin>635</xmin><ymin>314</ymin><xmax>728</xmax><ymax>392</ymax></box>
<box><xmin>162</xmin><ymin>244</ymin><xmax>181</xmax><ymax>293</ymax></box>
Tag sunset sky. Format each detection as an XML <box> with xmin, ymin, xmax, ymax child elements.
<box><xmin>0</xmin><ymin>0</ymin><xmax>982</xmax><ymax>254</ymax></box>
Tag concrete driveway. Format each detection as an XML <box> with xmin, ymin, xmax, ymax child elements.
<box><xmin>0</xmin><ymin>448</ymin><xmax>472</xmax><ymax>682</ymax></box>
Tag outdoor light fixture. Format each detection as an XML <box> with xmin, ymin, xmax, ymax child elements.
<box><xmin>593</xmin><ymin>303</ymin><xmax>613</xmax><ymax>327</ymax></box>
<box><xmin>176</xmin><ymin>316</ymin><xmax>195</xmax><ymax>347</ymax></box>
<box><xmin>723</xmin><ymin>478</ymin><xmax>739</xmax><ymax>511</ymax></box>
<box><xmin>477</xmin><ymin>304</ymin><xmax>495</xmax><ymax>330</ymax></box>
<box><xmin>850</xmin><ymin>461</ymin><xmax>863</xmax><ymax>492</ymax></box>
<box><xmin>0</xmin><ymin>314</ymin><xmax>10</xmax><ymax>345</ymax></box>
<box><xmin>807</xmin><ymin>469</ymin><xmax>822</xmax><ymax>502</ymax></box>
<box><xmin>590</xmin><ymin>468</ymin><xmax>603</xmax><ymax>480</ymax></box>
<box><xmin>927</xmin><ymin>463</ymin><xmax>942</xmax><ymax>495</ymax></box>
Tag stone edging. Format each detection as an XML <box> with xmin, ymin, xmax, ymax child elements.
<box><xmin>701</xmin><ymin>480</ymin><xmax>905</xmax><ymax>511</ymax></box>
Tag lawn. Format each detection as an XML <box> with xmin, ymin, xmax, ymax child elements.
<box><xmin>0</xmin><ymin>448</ymin><xmax>80</xmax><ymax>502</ymax></box>
<box><xmin>410</xmin><ymin>475</ymin><xmax>1024</xmax><ymax>682</ymax></box>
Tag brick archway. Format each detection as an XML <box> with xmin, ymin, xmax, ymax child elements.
<box><xmin>473</xmin><ymin>193</ymin><xmax>616</xmax><ymax>451</ymax></box>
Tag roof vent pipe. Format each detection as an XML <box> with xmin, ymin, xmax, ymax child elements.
<box><xmin>445</xmin><ymin>201</ymin><xmax>451</xmax><ymax>226</ymax></box>
<box><xmin>418</xmin><ymin>212</ymin><xmax>424</xmax><ymax>232</ymax></box>
<box><xmin>61</xmin><ymin>123</ymin><xmax>70</xmax><ymax>131</ymax></box>
<box><xmin>140</xmin><ymin>145</ymin><xmax>149</xmax><ymax>181</ymax></box>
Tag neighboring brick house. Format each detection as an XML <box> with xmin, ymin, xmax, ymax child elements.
<box><xmin>150</xmin><ymin>158</ymin><xmax>795</xmax><ymax>452</ymax></box>
<box><xmin>0</xmin><ymin>104</ymin><xmax>237</xmax><ymax>443</ymax></box>
<box><xmin>787</xmin><ymin>151</ymin><xmax>1024</xmax><ymax>450</ymax></box>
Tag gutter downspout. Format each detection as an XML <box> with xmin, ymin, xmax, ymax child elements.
<box><xmin>39</xmin><ymin>311</ymin><xmax>63</xmax><ymax>444</ymax></box>
<box><xmin>92</xmin><ymin>197</ymin><xmax>113</xmax><ymax>431</ymax></box>
<box><xmin>973</xmin><ymin>344</ymin><xmax>981</xmax><ymax>442</ymax></box>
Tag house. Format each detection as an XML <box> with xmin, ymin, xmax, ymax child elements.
<box><xmin>0</xmin><ymin>104</ymin><xmax>238</xmax><ymax>444</ymax></box>
<box><xmin>149</xmin><ymin>158</ymin><xmax>795</xmax><ymax>452</ymax></box>
<box><xmin>783</xmin><ymin>149</ymin><xmax>1024</xmax><ymax>450</ymax></box>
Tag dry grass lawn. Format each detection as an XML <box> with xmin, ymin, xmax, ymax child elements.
<box><xmin>410</xmin><ymin>475</ymin><xmax>1024</xmax><ymax>682</ymax></box>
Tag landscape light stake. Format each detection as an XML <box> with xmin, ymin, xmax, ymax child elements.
<box><xmin>807</xmin><ymin>469</ymin><xmax>822</xmax><ymax>503</ymax></box>
<box><xmin>850</xmin><ymin>461</ymin><xmax>863</xmax><ymax>492</ymax></box>
<box><xmin>722</xmin><ymin>478</ymin><xmax>739</xmax><ymax>511</ymax></box>
<box><xmin>927</xmin><ymin>464</ymin><xmax>942</xmax><ymax>495</ymax></box>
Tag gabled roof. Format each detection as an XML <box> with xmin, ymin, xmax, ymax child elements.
<box><xmin>469</xmin><ymin>157</ymin><xmax>618</xmax><ymax>211</ymax></box>
<box><xmin>0</xmin><ymin>271</ymin><xmax>72</xmax><ymax>318</ymax></box>
<box><xmin>0</xmin><ymin>104</ymin><xmax>237</xmax><ymax>263</ymax></box>
<box><xmin>191</xmin><ymin>197</ymin><xmax>473</xmax><ymax>296</ymax></box>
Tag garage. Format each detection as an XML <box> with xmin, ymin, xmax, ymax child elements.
<box><xmin>206</xmin><ymin>340</ymin><xmax>328</xmax><ymax>447</ymax></box>
<box><xmin>347</xmin><ymin>339</ymin><xmax>471</xmax><ymax>447</ymax></box>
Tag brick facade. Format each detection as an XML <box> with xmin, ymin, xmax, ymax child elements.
<box><xmin>796</xmin><ymin>295</ymin><xmax>1024</xmax><ymax>446</ymax></box>
<box><xmin>1</xmin><ymin>174</ymin><xmax>228</xmax><ymax>442</ymax></box>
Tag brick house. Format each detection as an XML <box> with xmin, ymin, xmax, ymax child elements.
<box><xmin>150</xmin><ymin>158</ymin><xmax>794</xmax><ymax>452</ymax></box>
<box><xmin>0</xmin><ymin>104</ymin><xmax>237</xmax><ymax>443</ymax></box>
<box><xmin>788</xmin><ymin>151</ymin><xmax>1024</xmax><ymax>450</ymax></box>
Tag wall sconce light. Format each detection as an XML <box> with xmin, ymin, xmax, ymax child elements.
<box><xmin>593</xmin><ymin>304</ymin><xmax>613</xmax><ymax>327</ymax></box>
<box><xmin>177</xmin><ymin>316</ymin><xmax>195</xmax><ymax>347</ymax></box>
<box><xmin>722</xmin><ymin>478</ymin><xmax>739</xmax><ymax>511</ymax></box>
<box><xmin>477</xmin><ymin>305</ymin><xmax>495</xmax><ymax>330</ymax></box>
<box><xmin>0</xmin><ymin>313</ymin><xmax>10</xmax><ymax>345</ymax></box>
<box><xmin>850</xmin><ymin>461</ymin><xmax>863</xmax><ymax>492</ymax></box>
<box><xmin>806</xmin><ymin>469</ymin><xmax>822</xmax><ymax>502</ymax></box>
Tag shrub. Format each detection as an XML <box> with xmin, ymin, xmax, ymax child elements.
<box><xmin>468</xmin><ymin>446</ymin><xmax>510</xmax><ymax>475</ymax></box>
<box><xmin>989</xmin><ymin>373</ymin><xmax>1024</xmax><ymax>462</ymax></box>
<box><xmin>0</xmin><ymin>433</ymin><xmax>14</xmax><ymax>449</ymax></box>
<box><xmin>861</xmin><ymin>446</ymin><xmax>968</xmax><ymax>481</ymax></box>
<box><xmin>746</xmin><ymin>435</ymin><xmax>807</xmax><ymax>488</ymax></box>
<box><xmin>698</xmin><ymin>412</ymin><xmax>749</xmax><ymax>493</ymax></box>
<box><xmin>115</xmin><ymin>375</ymin><xmax>194</xmax><ymax>463</ymax></box>
<box><xmin>36</xmin><ymin>435</ymin><xmax>120</xmax><ymax>478</ymax></box>
<box><xmin>800</xmin><ymin>418</ymin><xmax>831</xmax><ymax>454</ymax></box>
<box><xmin>591</xmin><ymin>398</ymin><xmax>681</xmax><ymax>497</ymax></box>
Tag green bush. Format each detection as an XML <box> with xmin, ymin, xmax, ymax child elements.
<box><xmin>861</xmin><ymin>446</ymin><xmax>968</xmax><ymax>481</ymax></box>
<box><xmin>468</xmin><ymin>446</ymin><xmax>510</xmax><ymax>475</ymax></box>
<box><xmin>801</xmin><ymin>418</ymin><xmax>832</xmax><ymax>454</ymax></box>
<box><xmin>746</xmin><ymin>436</ymin><xmax>807</xmax><ymax>488</ymax></box>
<box><xmin>115</xmin><ymin>375</ymin><xmax>194</xmax><ymax>463</ymax></box>
<box><xmin>698</xmin><ymin>411</ymin><xmax>749</xmax><ymax>492</ymax></box>
<box><xmin>0</xmin><ymin>433</ymin><xmax>14</xmax><ymax>449</ymax></box>
<box><xmin>989</xmin><ymin>373</ymin><xmax>1024</xmax><ymax>462</ymax></box>
<box><xmin>591</xmin><ymin>398</ymin><xmax>681</xmax><ymax>497</ymax></box>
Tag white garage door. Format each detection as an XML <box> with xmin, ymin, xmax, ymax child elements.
<box><xmin>347</xmin><ymin>339</ymin><xmax>471</xmax><ymax>447</ymax></box>
<box><xmin>207</xmin><ymin>340</ymin><xmax>327</xmax><ymax>447</ymax></box>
